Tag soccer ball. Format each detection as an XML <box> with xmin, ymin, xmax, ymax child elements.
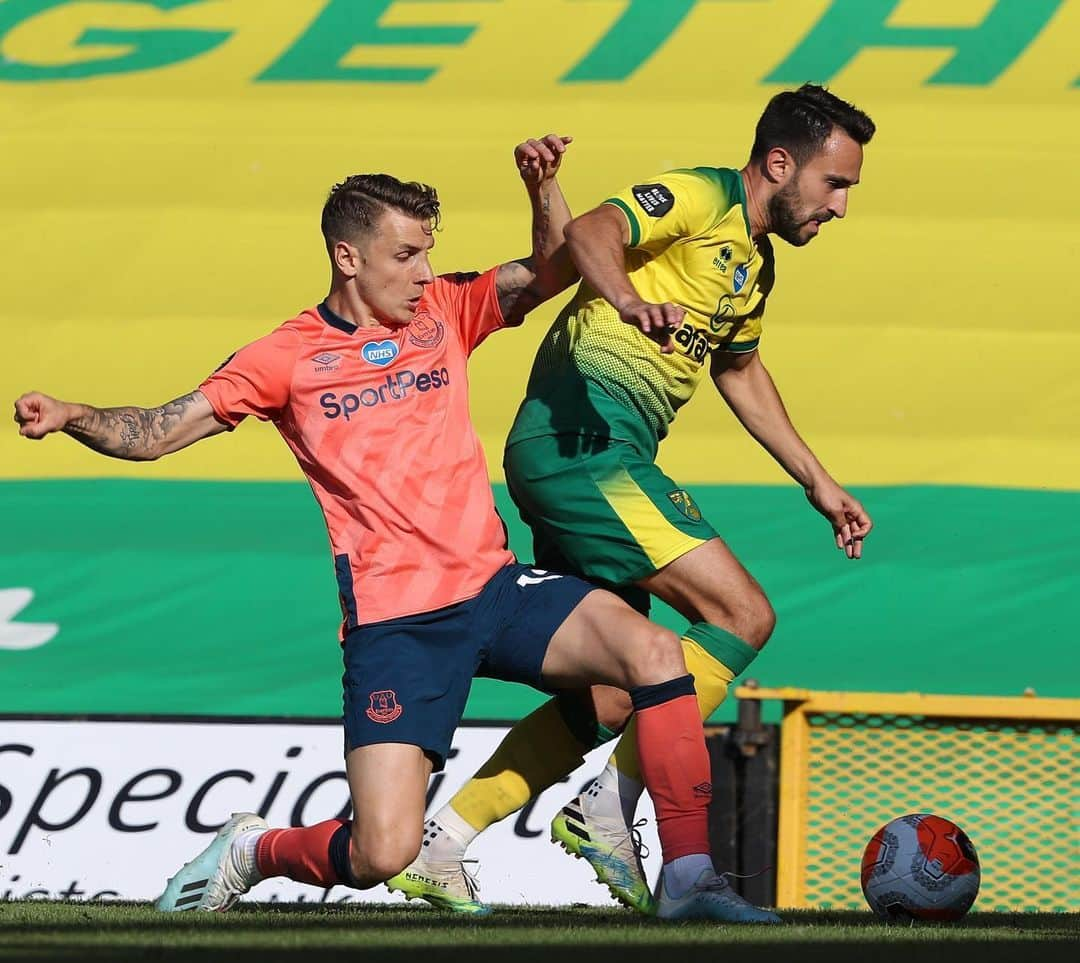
<box><xmin>861</xmin><ymin>813</ymin><xmax>980</xmax><ymax>921</ymax></box>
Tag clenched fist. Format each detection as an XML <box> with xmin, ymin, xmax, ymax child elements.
<box><xmin>14</xmin><ymin>392</ymin><xmax>71</xmax><ymax>439</ymax></box>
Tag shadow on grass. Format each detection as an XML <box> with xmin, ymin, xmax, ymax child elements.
<box><xmin>2</xmin><ymin>902</ymin><xmax>1076</xmax><ymax>931</ymax></box>
<box><xmin>3</xmin><ymin>942</ymin><xmax>1080</xmax><ymax>963</ymax></box>
<box><xmin>2</xmin><ymin>903</ymin><xmax>1077</xmax><ymax>963</ymax></box>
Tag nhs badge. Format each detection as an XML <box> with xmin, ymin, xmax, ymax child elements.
<box><xmin>733</xmin><ymin>264</ymin><xmax>749</xmax><ymax>294</ymax></box>
<box><xmin>362</xmin><ymin>340</ymin><xmax>399</xmax><ymax>366</ymax></box>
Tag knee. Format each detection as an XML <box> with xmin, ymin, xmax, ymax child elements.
<box><xmin>626</xmin><ymin>626</ymin><xmax>687</xmax><ymax>687</ymax></box>
<box><xmin>350</xmin><ymin>828</ymin><xmax>421</xmax><ymax>885</ymax></box>
<box><xmin>700</xmin><ymin>587</ymin><xmax>775</xmax><ymax>650</ymax></box>
<box><xmin>732</xmin><ymin>591</ymin><xmax>776</xmax><ymax>649</ymax></box>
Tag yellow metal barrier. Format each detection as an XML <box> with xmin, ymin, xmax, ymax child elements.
<box><xmin>735</xmin><ymin>687</ymin><xmax>1080</xmax><ymax>912</ymax></box>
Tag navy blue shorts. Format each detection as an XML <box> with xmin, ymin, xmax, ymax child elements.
<box><xmin>341</xmin><ymin>563</ymin><xmax>595</xmax><ymax>771</ymax></box>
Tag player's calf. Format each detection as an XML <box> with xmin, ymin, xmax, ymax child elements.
<box><xmin>340</xmin><ymin>744</ymin><xmax>433</xmax><ymax>885</ymax></box>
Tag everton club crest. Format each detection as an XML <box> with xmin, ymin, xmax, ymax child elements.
<box><xmin>366</xmin><ymin>689</ymin><xmax>403</xmax><ymax>724</ymax></box>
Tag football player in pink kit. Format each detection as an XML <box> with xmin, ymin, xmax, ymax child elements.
<box><xmin>14</xmin><ymin>136</ymin><xmax>777</xmax><ymax>922</ymax></box>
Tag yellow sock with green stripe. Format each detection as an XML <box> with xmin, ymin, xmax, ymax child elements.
<box><xmin>441</xmin><ymin>696</ymin><xmax>616</xmax><ymax>839</ymax></box>
<box><xmin>596</xmin><ymin>624</ymin><xmax>758</xmax><ymax>815</ymax></box>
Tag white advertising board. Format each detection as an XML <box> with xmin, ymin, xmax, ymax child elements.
<box><xmin>0</xmin><ymin>719</ymin><xmax>660</xmax><ymax>905</ymax></box>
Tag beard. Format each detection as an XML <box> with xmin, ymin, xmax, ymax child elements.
<box><xmin>767</xmin><ymin>180</ymin><xmax>813</xmax><ymax>247</ymax></box>
<box><xmin>768</xmin><ymin>176</ymin><xmax>836</xmax><ymax>248</ymax></box>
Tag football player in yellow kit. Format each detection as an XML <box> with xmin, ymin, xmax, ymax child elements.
<box><xmin>390</xmin><ymin>84</ymin><xmax>876</xmax><ymax>920</ymax></box>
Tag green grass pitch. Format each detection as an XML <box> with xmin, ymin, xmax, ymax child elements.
<box><xmin>2</xmin><ymin>903</ymin><xmax>1077</xmax><ymax>962</ymax></box>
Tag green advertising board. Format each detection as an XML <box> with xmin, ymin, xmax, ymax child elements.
<box><xmin>3</xmin><ymin>480</ymin><xmax>1076</xmax><ymax>719</ymax></box>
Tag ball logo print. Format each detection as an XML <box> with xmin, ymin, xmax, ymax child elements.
<box><xmin>861</xmin><ymin>813</ymin><xmax>980</xmax><ymax>921</ymax></box>
<box><xmin>366</xmin><ymin>689</ymin><xmax>403</xmax><ymax>724</ymax></box>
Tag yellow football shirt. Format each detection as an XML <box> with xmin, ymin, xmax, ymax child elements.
<box><xmin>509</xmin><ymin>166</ymin><xmax>774</xmax><ymax>452</ymax></box>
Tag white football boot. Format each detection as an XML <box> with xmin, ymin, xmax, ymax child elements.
<box><xmin>387</xmin><ymin>854</ymin><xmax>490</xmax><ymax>916</ymax></box>
<box><xmin>551</xmin><ymin>795</ymin><xmax>655</xmax><ymax>914</ymax></box>
<box><xmin>156</xmin><ymin>812</ymin><xmax>267</xmax><ymax>912</ymax></box>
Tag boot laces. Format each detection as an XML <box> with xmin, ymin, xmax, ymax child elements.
<box><xmin>460</xmin><ymin>859</ymin><xmax>482</xmax><ymax>900</ymax></box>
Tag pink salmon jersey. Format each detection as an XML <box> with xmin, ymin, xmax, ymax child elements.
<box><xmin>199</xmin><ymin>269</ymin><xmax>517</xmax><ymax>634</ymax></box>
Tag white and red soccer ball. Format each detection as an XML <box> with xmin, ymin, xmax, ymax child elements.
<box><xmin>861</xmin><ymin>813</ymin><xmax>980</xmax><ymax>921</ymax></box>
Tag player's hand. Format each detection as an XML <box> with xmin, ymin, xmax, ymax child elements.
<box><xmin>805</xmin><ymin>478</ymin><xmax>872</xmax><ymax>559</ymax></box>
<box><xmin>515</xmin><ymin>134</ymin><xmax>573</xmax><ymax>189</ymax></box>
<box><xmin>617</xmin><ymin>298</ymin><xmax>683</xmax><ymax>354</ymax></box>
<box><xmin>14</xmin><ymin>392</ymin><xmax>72</xmax><ymax>440</ymax></box>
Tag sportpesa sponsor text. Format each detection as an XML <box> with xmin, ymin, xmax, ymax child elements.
<box><xmin>319</xmin><ymin>368</ymin><xmax>451</xmax><ymax>420</ymax></box>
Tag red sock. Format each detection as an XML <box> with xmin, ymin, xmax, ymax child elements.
<box><xmin>256</xmin><ymin>818</ymin><xmax>350</xmax><ymax>887</ymax></box>
<box><xmin>633</xmin><ymin>687</ymin><xmax>712</xmax><ymax>862</ymax></box>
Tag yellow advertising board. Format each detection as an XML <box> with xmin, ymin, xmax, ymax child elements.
<box><xmin>3</xmin><ymin>0</ymin><xmax>1079</xmax><ymax>489</ymax></box>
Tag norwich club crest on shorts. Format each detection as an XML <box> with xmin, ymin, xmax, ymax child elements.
<box><xmin>667</xmin><ymin>490</ymin><xmax>703</xmax><ymax>523</ymax></box>
<box><xmin>366</xmin><ymin>689</ymin><xmax>403</xmax><ymax>724</ymax></box>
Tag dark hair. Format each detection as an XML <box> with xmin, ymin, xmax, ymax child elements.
<box><xmin>750</xmin><ymin>84</ymin><xmax>875</xmax><ymax>165</ymax></box>
<box><xmin>321</xmin><ymin>173</ymin><xmax>440</xmax><ymax>248</ymax></box>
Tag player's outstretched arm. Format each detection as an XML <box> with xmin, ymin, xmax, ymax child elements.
<box><xmin>14</xmin><ymin>389</ymin><xmax>226</xmax><ymax>461</ymax></box>
<box><xmin>711</xmin><ymin>350</ymin><xmax>872</xmax><ymax>558</ymax></box>
<box><xmin>496</xmin><ymin>134</ymin><xmax>577</xmax><ymax>325</ymax></box>
<box><xmin>564</xmin><ymin>205</ymin><xmax>680</xmax><ymax>353</ymax></box>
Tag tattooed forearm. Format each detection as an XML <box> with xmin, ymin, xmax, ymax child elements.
<box><xmin>531</xmin><ymin>191</ymin><xmax>552</xmax><ymax>258</ymax></box>
<box><xmin>497</xmin><ymin>180</ymin><xmax>578</xmax><ymax>322</ymax></box>
<box><xmin>495</xmin><ymin>259</ymin><xmax>540</xmax><ymax>321</ymax></box>
<box><xmin>64</xmin><ymin>392</ymin><xmax>202</xmax><ymax>461</ymax></box>
<box><xmin>529</xmin><ymin>187</ymin><xmax>557</xmax><ymax>263</ymax></box>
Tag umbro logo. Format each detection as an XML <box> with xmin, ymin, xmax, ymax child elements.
<box><xmin>312</xmin><ymin>352</ymin><xmax>341</xmax><ymax>372</ymax></box>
